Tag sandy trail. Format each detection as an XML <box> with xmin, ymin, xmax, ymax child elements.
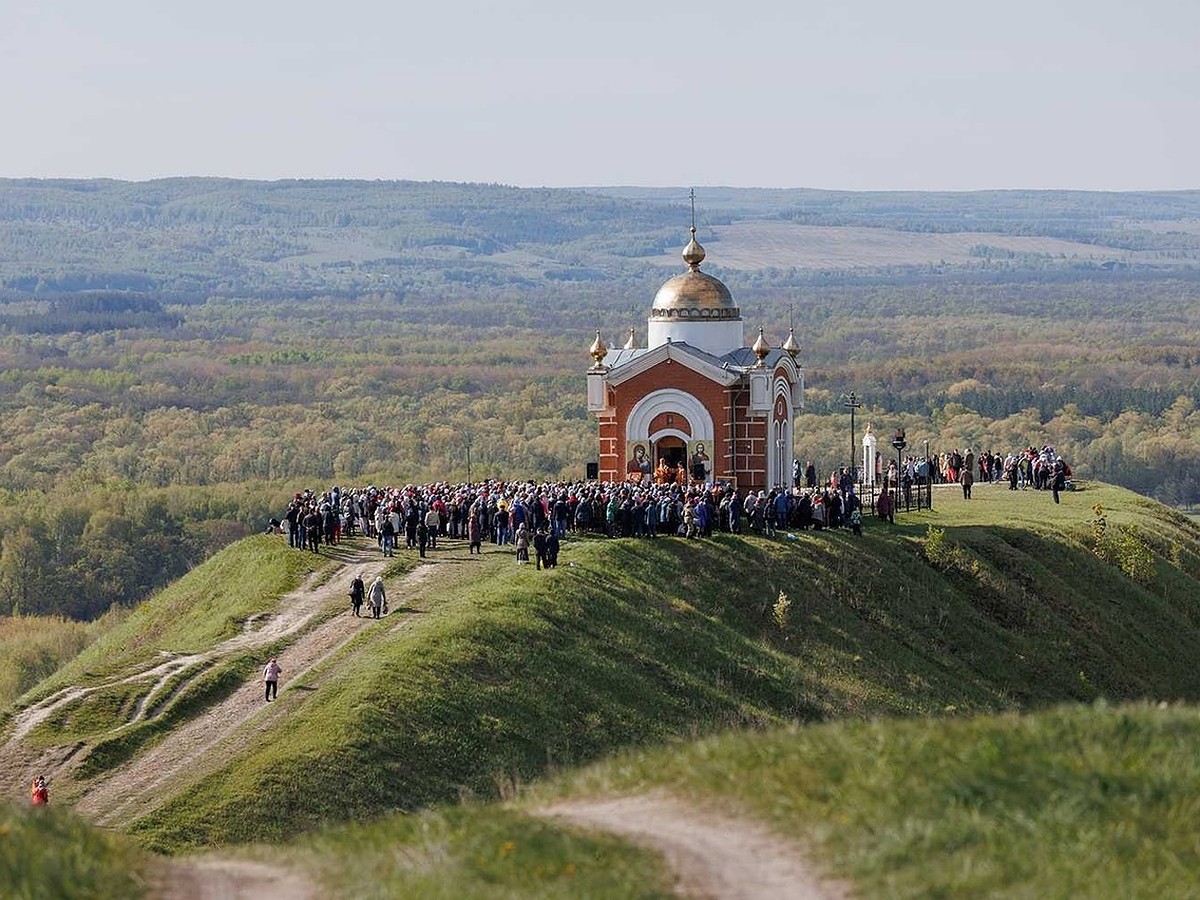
<box><xmin>148</xmin><ymin>857</ymin><xmax>316</xmax><ymax>900</ymax></box>
<box><xmin>78</xmin><ymin>560</ymin><xmax>434</xmax><ymax>826</ymax></box>
<box><xmin>540</xmin><ymin>794</ymin><xmax>849</xmax><ymax>900</ymax></box>
<box><xmin>0</xmin><ymin>540</ymin><xmax>429</xmax><ymax>815</ymax></box>
<box><xmin>5</xmin><ymin>562</ymin><xmax>339</xmax><ymax>748</ymax></box>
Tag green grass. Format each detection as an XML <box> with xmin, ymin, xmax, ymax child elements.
<box><xmin>533</xmin><ymin>702</ymin><xmax>1200</xmax><ymax>898</ymax></box>
<box><xmin>19</xmin><ymin>536</ymin><xmax>329</xmax><ymax>702</ymax></box>
<box><xmin>122</xmin><ymin>483</ymin><xmax>1200</xmax><ymax>851</ymax></box>
<box><xmin>0</xmin><ymin>803</ymin><xmax>147</xmax><ymax>900</ymax></box>
<box><xmin>74</xmin><ymin>653</ymin><xmax>260</xmax><ymax>779</ymax></box>
<box><xmin>290</xmin><ymin>805</ymin><xmax>673</xmax><ymax>899</ymax></box>
<box><xmin>32</xmin><ymin>680</ymin><xmax>150</xmax><ymax>742</ymax></box>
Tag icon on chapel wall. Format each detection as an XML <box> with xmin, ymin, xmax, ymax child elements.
<box><xmin>626</xmin><ymin>442</ymin><xmax>652</xmax><ymax>484</ymax></box>
<box><xmin>688</xmin><ymin>441</ymin><xmax>711</xmax><ymax>483</ymax></box>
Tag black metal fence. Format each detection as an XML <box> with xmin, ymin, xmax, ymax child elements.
<box><xmin>859</xmin><ymin>473</ymin><xmax>933</xmax><ymax>517</ymax></box>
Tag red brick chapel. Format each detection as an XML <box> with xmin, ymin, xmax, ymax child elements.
<box><xmin>586</xmin><ymin>225</ymin><xmax>804</xmax><ymax>493</ymax></box>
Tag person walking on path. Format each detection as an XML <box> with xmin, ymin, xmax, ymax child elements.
<box><xmin>368</xmin><ymin>575</ymin><xmax>387</xmax><ymax>618</ymax></box>
<box><xmin>263</xmin><ymin>657</ymin><xmax>282</xmax><ymax>702</ymax></box>
<box><xmin>31</xmin><ymin>775</ymin><xmax>49</xmax><ymax>806</ymax></box>
<box><xmin>349</xmin><ymin>573</ymin><xmax>365</xmax><ymax>617</ymax></box>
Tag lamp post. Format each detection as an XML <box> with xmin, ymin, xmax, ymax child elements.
<box><xmin>891</xmin><ymin>427</ymin><xmax>907</xmax><ymax>515</ymax></box>
<box><xmin>844</xmin><ymin>391</ymin><xmax>862</xmax><ymax>482</ymax></box>
<box><xmin>465</xmin><ymin>433</ymin><xmax>473</xmax><ymax>484</ymax></box>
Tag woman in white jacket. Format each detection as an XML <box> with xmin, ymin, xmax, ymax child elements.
<box><xmin>368</xmin><ymin>575</ymin><xmax>387</xmax><ymax>619</ymax></box>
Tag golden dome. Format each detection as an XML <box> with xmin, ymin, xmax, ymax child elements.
<box><xmin>752</xmin><ymin>326</ymin><xmax>770</xmax><ymax>366</ymax></box>
<box><xmin>651</xmin><ymin>227</ymin><xmax>740</xmax><ymax>320</ymax></box>
<box><xmin>781</xmin><ymin>327</ymin><xmax>800</xmax><ymax>358</ymax></box>
<box><xmin>589</xmin><ymin>330</ymin><xmax>608</xmax><ymax>366</ymax></box>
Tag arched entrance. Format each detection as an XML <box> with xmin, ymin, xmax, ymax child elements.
<box><xmin>626</xmin><ymin>389</ymin><xmax>717</xmax><ymax>485</ymax></box>
<box><xmin>655</xmin><ymin>435</ymin><xmax>686</xmax><ymax>469</ymax></box>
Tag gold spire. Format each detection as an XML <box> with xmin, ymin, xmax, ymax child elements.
<box><xmin>752</xmin><ymin>326</ymin><xmax>770</xmax><ymax>367</ymax></box>
<box><xmin>623</xmin><ymin>327</ymin><xmax>637</xmax><ymax>350</ymax></box>
<box><xmin>682</xmin><ymin>226</ymin><xmax>706</xmax><ymax>269</ymax></box>
<box><xmin>589</xmin><ymin>330</ymin><xmax>608</xmax><ymax>367</ymax></box>
<box><xmin>781</xmin><ymin>326</ymin><xmax>800</xmax><ymax>358</ymax></box>
<box><xmin>683</xmin><ymin>189</ymin><xmax>706</xmax><ymax>269</ymax></box>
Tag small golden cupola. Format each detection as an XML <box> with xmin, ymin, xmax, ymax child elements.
<box><xmin>752</xmin><ymin>326</ymin><xmax>771</xmax><ymax>367</ymax></box>
<box><xmin>781</xmin><ymin>326</ymin><xmax>801</xmax><ymax>359</ymax></box>
<box><xmin>623</xmin><ymin>327</ymin><xmax>637</xmax><ymax>350</ymax></box>
<box><xmin>589</xmin><ymin>330</ymin><xmax>609</xmax><ymax>368</ymax></box>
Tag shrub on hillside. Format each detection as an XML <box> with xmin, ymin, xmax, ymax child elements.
<box><xmin>1116</xmin><ymin>524</ymin><xmax>1156</xmax><ymax>584</ymax></box>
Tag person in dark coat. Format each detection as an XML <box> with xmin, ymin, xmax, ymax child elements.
<box><xmin>728</xmin><ymin>491</ymin><xmax>743</xmax><ymax>533</ymax></box>
<box><xmin>1051</xmin><ymin>459</ymin><xmax>1067</xmax><ymax>504</ymax></box>
<box><xmin>467</xmin><ymin>508</ymin><xmax>483</xmax><ymax>554</ymax></box>
<box><xmin>349</xmin><ymin>573</ymin><xmax>365</xmax><ymax>617</ymax></box>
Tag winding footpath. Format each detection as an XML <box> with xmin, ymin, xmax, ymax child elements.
<box><xmin>540</xmin><ymin>794</ymin><xmax>848</xmax><ymax>900</ymax></box>
<box><xmin>2</xmin><ymin>536</ymin><xmax>852</xmax><ymax>899</ymax></box>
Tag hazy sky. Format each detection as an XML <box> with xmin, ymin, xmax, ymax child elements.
<box><xmin>2</xmin><ymin>0</ymin><xmax>1196</xmax><ymax>190</ymax></box>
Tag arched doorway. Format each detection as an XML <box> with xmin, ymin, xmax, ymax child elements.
<box><xmin>655</xmin><ymin>435</ymin><xmax>686</xmax><ymax>470</ymax></box>
<box><xmin>627</xmin><ymin>389</ymin><xmax>717</xmax><ymax>484</ymax></box>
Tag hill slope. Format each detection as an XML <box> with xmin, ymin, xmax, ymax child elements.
<box><xmin>3</xmin><ymin>482</ymin><xmax>1200</xmax><ymax>858</ymax></box>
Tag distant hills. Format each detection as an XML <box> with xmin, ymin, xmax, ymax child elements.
<box><xmin>2</xmin><ymin>178</ymin><xmax>1199</xmax><ymax>302</ymax></box>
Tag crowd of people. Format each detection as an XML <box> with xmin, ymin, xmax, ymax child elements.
<box><xmin>269</xmin><ymin>441</ymin><xmax>1074</xmax><ymax>562</ymax></box>
<box><xmin>873</xmin><ymin>446</ymin><xmax>1074</xmax><ymax>503</ymax></box>
<box><xmin>272</xmin><ymin>477</ymin><xmax>880</xmax><ymax>563</ymax></box>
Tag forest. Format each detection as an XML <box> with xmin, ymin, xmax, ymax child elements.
<box><xmin>1</xmin><ymin>178</ymin><xmax>1199</xmax><ymax>620</ymax></box>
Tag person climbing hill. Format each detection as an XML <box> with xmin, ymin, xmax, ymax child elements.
<box><xmin>263</xmin><ymin>657</ymin><xmax>282</xmax><ymax>702</ymax></box>
<box><xmin>368</xmin><ymin>575</ymin><xmax>387</xmax><ymax>619</ymax></box>
<box><xmin>31</xmin><ymin>775</ymin><xmax>48</xmax><ymax>806</ymax></box>
<box><xmin>349</xmin><ymin>573</ymin><xmax>365</xmax><ymax>617</ymax></box>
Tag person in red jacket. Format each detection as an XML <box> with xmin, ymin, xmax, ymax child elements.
<box><xmin>31</xmin><ymin>775</ymin><xmax>48</xmax><ymax>806</ymax></box>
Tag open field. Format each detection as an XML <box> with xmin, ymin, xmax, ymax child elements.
<box><xmin>656</xmin><ymin>221</ymin><xmax>1158</xmax><ymax>270</ymax></box>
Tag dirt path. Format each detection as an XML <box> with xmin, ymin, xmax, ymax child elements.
<box><xmin>540</xmin><ymin>794</ymin><xmax>849</xmax><ymax>900</ymax></box>
<box><xmin>0</xmin><ymin>540</ymin><xmax>436</xmax><ymax>817</ymax></box>
<box><xmin>78</xmin><ymin>561</ymin><xmax>436</xmax><ymax>826</ymax></box>
<box><xmin>148</xmin><ymin>857</ymin><xmax>316</xmax><ymax>900</ymax></box>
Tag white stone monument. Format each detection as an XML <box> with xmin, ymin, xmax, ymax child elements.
<box><xmin>862</xmin><ymin>423</ymin><xmax>878</xmax><ymax>487</ymax></box>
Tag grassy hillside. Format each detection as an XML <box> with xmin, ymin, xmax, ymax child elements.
<box><xmin>5</xmin><ymin>537</ymin><xmax>333</xmax><ymax>774</ymax></box>
<box><xmin>269</xmin><ymin>702</ymin><xmax>1200</xmax><ymax>899</ymax></box>
<box><xmin>531</xmin><ymin>702</ymin><xmax>1200</xmax><ymax>899</ymax></box>
<box><xmin>21</xmin><ymin>536</ymin><xmax>329</xmax><ymax>704</ymax></box>
<box><xmin>116</xmin><ymin>483</ymin><xmax>1200</xmax><ymax>851</ymax></box>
